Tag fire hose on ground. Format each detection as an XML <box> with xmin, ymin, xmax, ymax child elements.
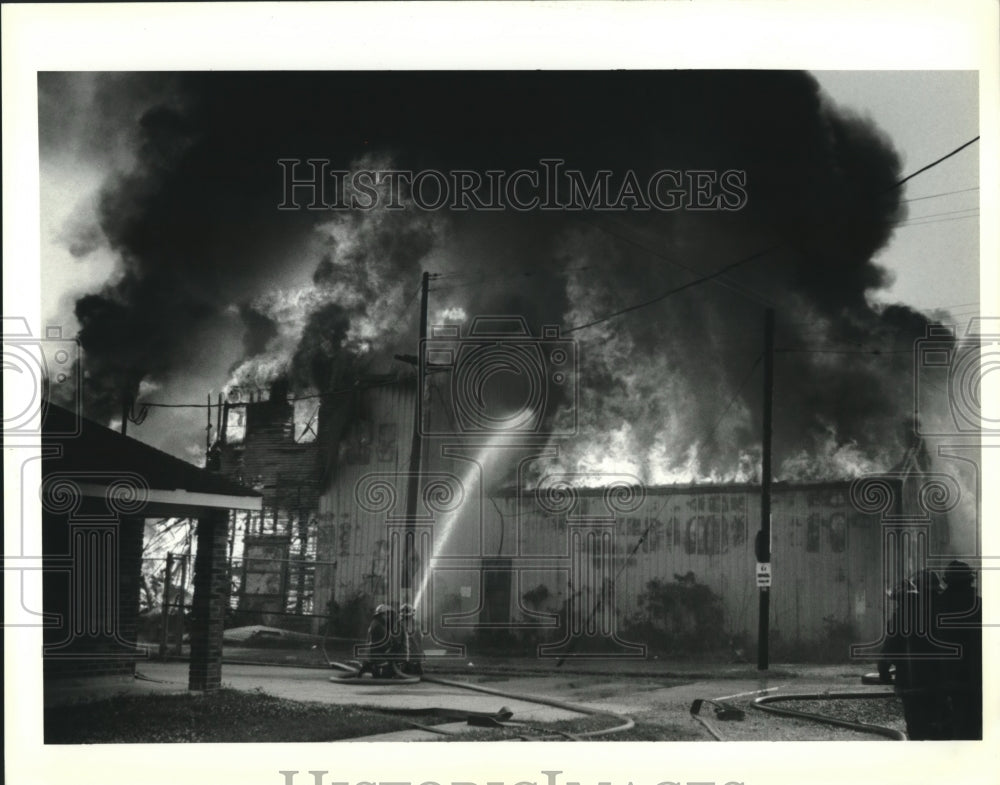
<box><xmin>751</xmin><ymin>691</ymin><xmax>906</xmax><ymax>740</ymax></box>
<box><xmin>689</xmin><ymin>687</ymin><xmax>906</xmax><ymax>741</ymax></box>
<box><xmin>325</xmin><ymin>634</ymin><xmax>910</xmax><ymax>741</ymax></box>
<box><xmin>327</xmin><ymin>659</ymin><xmax>422</xmax><ymax>685</ymax></box>
<box><xmin>421</xmin><ymin>674</ymin><xmax>636</xmax><ymax>740</ymax></box>
<box><xmin>325</xmin><ymin>654</ymin><xmax>636</xmax><ymax>739</ymax></box>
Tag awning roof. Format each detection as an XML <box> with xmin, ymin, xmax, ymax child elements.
<box><xmin>42</xmin><ymin>401</ymin><xmax>261</xmax><ymax>517</ymax></box>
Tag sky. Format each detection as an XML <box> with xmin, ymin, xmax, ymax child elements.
<box><xmin>811</xmin><ymin>71</ymin><xmax>979</xmax><ymax>315</ymax></box>
<box><xmin>37</xmin><ymin>70</ymin><xmax>982</xmax><ymax>476</ymax></box>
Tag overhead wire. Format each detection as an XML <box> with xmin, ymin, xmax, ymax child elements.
<box><xmin>897</xmin><ymin>206</ymin><xmax>979</xmax><ymax>223</ymax></box>
<box><xmin>563</xmin><ymin>134</ymin><xmax>981</xmax><ymax>335</ymax></box>
<box><xmin>900</xmin><ymin>186</ymin><xmax>979</xmax><ymax>203</ymax></box>
<box><xmin>887</xmin><ymin>136</ymin><xmax>979</xmax><ymax>192</ymax></box>
<box><xmin>139</xmin><ymin>372</ymin><xmax>412</xmax><ymax>409</ymax></box>
<box><xmin>572</xmin><ymin>214</ymin><xmax>777</xmax><ymax>308</ymax></box>
<box><xmin>774</xmin><ymin>347</ymin><xmax>913</xmax><ymax>355</ymax></box>
<box><xmin>564</xmin><ymin>244</ymin><xmax>780</xmax><ymax>334</ymax></box>
<box><xmin>894</xmin><ymin>214</ymin><xmax>979</xmax><ymax>229</ymax></box>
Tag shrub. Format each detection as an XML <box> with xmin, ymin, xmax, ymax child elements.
<box><xmin>624</xmin><ymin>572</ymin><xmax>727</xmax><ymax>654</ymax></box>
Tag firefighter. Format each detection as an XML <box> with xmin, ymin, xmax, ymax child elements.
<box><xmin>937</xmin><ymin>560</ymin><xmax>982</xmax><ymax>739</ymax></box>
<box><xmin>359</xmin><ymin>603</ymin><xmax>397</xmax><ymax>678</ymax></box>
<box><xmin>880</xmin><ymin>570</ymin><xmax>947</xmax><ymax>739</ymax></box>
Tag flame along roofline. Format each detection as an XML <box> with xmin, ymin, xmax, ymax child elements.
<box><xmin>491</xmin><ymin>477</ymin><xmax>874</xmax><ymax>498</ymax></box>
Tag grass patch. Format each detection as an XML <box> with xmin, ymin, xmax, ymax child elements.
<box><xmin>548</xmin><ymin>713</ymin><xmax>704</xmax><ymax>741</ymax></box>
<box><xmin>45</xmin><ymin>688</ymin><xmax>413</xmax><ymax>743</ymax></box>
<box><xmin>432</xmin><ymin>712</ymin><xmax>704</xmax><ymax>742</ymax></box>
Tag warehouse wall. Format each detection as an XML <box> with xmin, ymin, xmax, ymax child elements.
<box><xmin>316</xmin><ymin>415</ymin><xmax>888</xmax><ymax>651</ymax></box>
<box><xmin>235</xmin><ymin>380</ymin><xmax>955</xmax><ymax>655</ymax></box>
<box><xmin>314</xmin><ymin>379</ymin><xmax>417</xmax><ymax>618</ymax></box>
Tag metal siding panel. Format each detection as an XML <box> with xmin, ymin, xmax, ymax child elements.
<box><xmin>315</xmin><ymin>380</ymin><xmax>415</xmax><ymax>610</ymax></box>
<box><xmin>318</xmin><ymin>406</ymin><xmax>871</xmax><ymax>650</ymax></box>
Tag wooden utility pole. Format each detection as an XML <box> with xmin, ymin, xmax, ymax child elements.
<box><xmin>121</xmin><ymin>393</ymin><xmax>131</xmax><ymax>436</ymax></box>
<box><xmin>757</xmin><ymin>308</ymin><xmax>775</xmax><ymax>670</ymax></box>
<box><xmin>206</xmin><ymin>393</ymin><xmax>213</xmax><ymax>450</ymax></box>
<box><xmin>176</xmin><ymin>549</ymin><xmax>188</xmax><ymax>655</ymax></box>
<box><xmin>159</xmin><ymin>552</ymin><xmax>174</xmax><ymax>658</ymax></box>
<box><xmin>402</xmin><ymin>271</ymin><xmax>431</xmax><ymax>601</ymax></box>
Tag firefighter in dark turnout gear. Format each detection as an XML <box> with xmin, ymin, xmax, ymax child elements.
<box><xmin>358</xmin><ymin>603</ymin><xmax>424</xmax><ymax>678</ymax></box>
<box><xmin>359</xmin><ymin>604</ymin><xmax>397</xmax><ymax>678</ymax></box>
<box><xmin>937</xmin><ymin>560</ymin><xmax>982</xmax><ymax>739</ymax></box>
<box><xmin>879</xmin><ymin>570</ymin><xmax>948</xmax><ymax>739</ymax></box>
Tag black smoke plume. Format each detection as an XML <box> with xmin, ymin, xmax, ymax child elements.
<box><xmin>51</xmin><ymin>71</ymin><xmax>958</xmax><ymax>477</ymax></box>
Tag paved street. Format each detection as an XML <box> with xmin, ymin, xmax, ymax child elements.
<box><xmin>46</xmin><ymin>660</ymin><xmax>904</xmax><ymax>741</ymax></box>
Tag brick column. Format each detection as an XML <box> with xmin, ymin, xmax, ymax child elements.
<box><xmin>118</xmin><ymin>516</ymin><xmax>145</xmax><ymax>670</ymax></box>
<box><xmin>189</xmin><ymin>508</ymin><xmax>230</xmax><ymax>691</ymax></box>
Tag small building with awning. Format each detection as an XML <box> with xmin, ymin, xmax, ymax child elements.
<box><xmin>40</xmin><ymin>402</ymin><xmax>262</xmax><ymax>691</ymax></box>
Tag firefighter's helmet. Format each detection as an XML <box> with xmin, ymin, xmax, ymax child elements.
<box><xmin>945</xmin><ymin>560</ymin><xmax>974</xmax><ymax>587</ymax></box>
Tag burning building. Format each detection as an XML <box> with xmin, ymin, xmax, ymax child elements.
<box><xmin>213</xmin><ymin>368</ymin><xmax>958</xmax><ymax>657</ymax></box>
<box><xmin>55</xmin><ymin>70</ymin><xmax>979</xmax><ymax>656</ymax></box>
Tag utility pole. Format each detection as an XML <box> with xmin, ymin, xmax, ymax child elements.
<box><xmin>177</xmin><ymin>547</ymin><xmax>188</xmax><ymax>655</ymax></box>
<box><xmin>757</xmin><ymin>308</ymin><xmax>775</xmax><ymax>670</ymax></box>
<box><xmin>206</xmin><ymin>393</ymin><xmax>213</xmax><ymax>450</ymax></box>
<box><xmin>402</xmin><ymin>271</ymin><xmax>430</xmax><ymax>604</ymax></box>
<box><xmin>159</xmin><ymin>552</ymin><xmax>174</xmax><ymax>658</ymax></box>
<box><xmin>121</xmin><ymin>393</ymin><xmax>131</xmax><ymax>436</ymax></box>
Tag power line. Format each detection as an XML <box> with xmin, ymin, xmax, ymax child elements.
<box><xmin>933</xmin><ymin>300</ymin><xmax>981</xmax><ymax>310</ymax></box>
<box><xmin>564</xmin><ymin>245</ymin><xmax>780</xmax><ymax>335</ymax></box>
<box><xmin>563</xmin><ymin>135</ymin><xmax>981</xmax><ymax>335</ymax></box>
<box><xmin>889</xmin><ymin>136</ymin><xmax>980</xmax><ymax>192</ymax></box>
<box><xmin>901</xmin><ymin>186</ymin><xmax>979</xmax><ymax>203</ymax></box>
<box><xmin>895</xmin><ymin>214</ymin><xmax>979</xmax><ymax>229</ymax></box>
<box><xmin>140</xmin><ymin>374</ymin><xmax>410</xmax><ymax>410</ymax></box>
<box><xmin>900</xmin><ymin>206</ymin><xmax>980</xmax><ymax>223</ymax></box>
<box><xmin>573</xmin><ymin>215</ymin><xmax>776</xmax><ymax>307</ymax></box>
<box><xmin>396</xmin><ymin>279</ymin><xmax>424</xmax><ymax>318</ymax></box>
<box><xmin>775</xmin><ymin>348</ymin><xmax>912</xmax><ymax>355</ymax></box>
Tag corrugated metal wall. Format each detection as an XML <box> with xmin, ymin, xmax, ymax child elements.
<box><xmin>315</xmin><ymin>379</ymin><xmax>417</xmax><ymax>612</ymax></box>
<box><xmin>471</xmin><ymin>484</ymin><xmax>883</xmax><ymax>645</ymax></box>
<box><xmin>315</xmin><ymin>376</ymin><xmax>888</xmax><ymax>648</ymax></box>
